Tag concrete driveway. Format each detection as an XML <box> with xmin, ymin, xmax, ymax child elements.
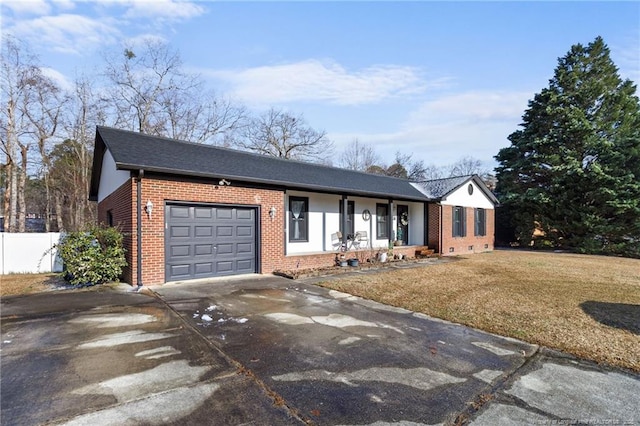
<box><xmin>2</xmin><ymin>273</ymin><xmax>639</xmax><ymax>425</ymax></box>
<box><xmin>155</xmin><ymin>274</ymin><xmax>639</xmax><ymax>425</ymax></box>
<box><xmin>0</xmin><ymin>287</ymin><xmax>297</xmax><ymax>425</ymax></box>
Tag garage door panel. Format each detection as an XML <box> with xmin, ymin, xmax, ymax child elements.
<box><xmin>169</xmin><ymin>264</ymin><xmax>191</xmax><ymax>278</ymax></box>
<box><xmin>194</xmin><ymin>244</ymin><xmax>213</xmax><ymax>255</ymax></box>
<box><xmin>170</xmin><ymin>226</ymin><xmax>190</xmax><ymax>238</ymax></box>
<box><xmin>216</xmin><ymin>209</ymin><xmax>233</xmax><ymax>220</ymax></box>
<box><xmin>170</xmin><ymin>206</ymin><xmax>190</xmax><ymax>218</ymax></box>
<box><xmin>236</xmin><ymin>226</ymin><xmax>253</xmax><ymax>237</ymax></box>
<box><xmin>166</xmin><ymin>204</ymin><xmax>257</xmax><ymax>281</ymax></box>
<box><xmin>194</xmin><ymin>207</ymin><xmax>213</xmax><ymax>219</ymax></box>
<box><xmin>216</xmin><ymin>261</ymin><xmax>233</xmax><ymax>273</ymax></box>
<box><xmin>195</xmin><ymin>226</ymin><xmax>213</xmax><ymax>237</ymax></box>
<box><xmin>171</xmin><ymin>245</ymin><xmax>190</xmax><ymax>257</ymax></box>
<box><xmin>237</xmin><ymin>209</ymin><xmax>253</xmax><ymax>220</ymax></box>
<box><xmin>216</xmin><ymin>226</ymin><xmax>233</xmax><ymax>237</ymax></box>
<box><xmin>216</xmin><ymin>243</ymin><xmax>234</xmax><ymax>255</ymax></box>
<box><xmin>236</xmin><ymin>259</ymin><xmax>254</xmax><ymax>272</ymax></box>
<box><xmin>194</xmin><ymin>263</ymin><xmax>213</xmax><ymax>275</ymax></box>
<box><xmin>236</xmin><ymin>243</ymin><xmax>253</xmax><ymax>254</ymax></box>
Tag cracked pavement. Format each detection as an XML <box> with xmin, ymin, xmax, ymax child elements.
<box><xmin>2</xmin><ymin>274</ymin><xmax>638</xmax><ymax>425</ymax></box>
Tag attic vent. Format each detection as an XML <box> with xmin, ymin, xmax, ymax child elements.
<box><xmin>468</xmin><ymin>184</ymin><xmax>474</xmax><ymax>195</ymax></box>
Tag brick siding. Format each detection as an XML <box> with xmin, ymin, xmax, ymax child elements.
<box><xmin>97</xmin><ymin>176</ymin><xmax>494</xmax><ymax>286</ymax></box>
<box><xmin>427</xmin><ymin>203</ymin><xmax>441</xmax><ymax>251</ymax></box>
<box><xmin>440</xmin><ymin>205</ymin><xmax>495</xmax><ymax>255</ymax></box>
<box><xmin>97</xmin><ymin>178</ymin><xmax>135</xmax><ymax>284</ymax></box>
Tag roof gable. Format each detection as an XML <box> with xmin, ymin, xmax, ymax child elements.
<box><xmin>90</xmin><ymin>126</ymin><xmax>429</xmax><ymax>202</ymax></box>
<box><xmin>411</xmin><ymin>175</ymin><xmax>498</xmax><ymax>205</ymax></box>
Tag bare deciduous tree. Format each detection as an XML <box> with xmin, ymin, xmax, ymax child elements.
<box><xmin>1</xmin><ymin>35</ymin><xmax>58</xmax><ymax>232</ymax></box>
<box><xmin>239</xmin><ymin>108</ymin><xmax>333</xmax><ymax>162</ymax></box>
<box><xmin>23</xmin><ymin>71</ymin><xmax>67</xmax><ymax>231</ymax></box>
<box><xmin>164</xmin><ymin>90</ymin><xmax>247</xmax><ymax>145</ymax></box>
<box><xmin>447</xmin><ymin>155</ymin><xmax>488</xmax><ymax>177</ymax></box>
<box><xmin>365</xmin><ymin>151</ymin><xmax>431</xmax><ymax>181</ymax></box>
<box><xmin>104</xmin><ymin>39</ymin><xmax>246</xmax><ymax>145</ymax></box>
<box><xmin>56</xmin><ymin>75</ymin><xmax>106</xmax><ymax>230</ymax></box>
<box><xmin>338</xmin><ymin>139</ymin><xmax>379</xmax><ymax>171</ymax></box>
<box><xmin>103</xmin><ymin>40</ymin><xmax>195</xmax><ymax>135</ymax></box>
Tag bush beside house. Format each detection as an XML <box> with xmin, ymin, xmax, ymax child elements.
<box><xmin>56</xmin><ymin>226</ymin><xmax>127</xmax><ymax>286</ymax></box>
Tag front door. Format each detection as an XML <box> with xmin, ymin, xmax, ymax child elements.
<box><xmin>397</xmin><ymin>205</ymin><xmax>409</xmax><ymax>245</ymax></box>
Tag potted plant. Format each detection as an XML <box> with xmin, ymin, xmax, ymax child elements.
<box><xmin>347</xmin><ymin>258</ymin><xmax>359</xmax><ymax>267</ymax></box>
<box><xmin>377</xmin><ymin>247</ymin><xmax>388</xmax><ymax>263</ymax></box>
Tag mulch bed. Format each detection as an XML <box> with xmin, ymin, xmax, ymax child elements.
<box><xmin>274</xmin><ymin>255</ymin><xmax>444</xmax><ymax>280</ymax></box>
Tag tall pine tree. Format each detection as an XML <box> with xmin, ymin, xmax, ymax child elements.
<box><xmin>495</xmin><ymin>37</ymin><xmax>640</xmax><ymax>257</ymax></box>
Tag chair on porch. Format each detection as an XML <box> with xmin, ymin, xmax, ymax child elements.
<box><xmin>352</xmin><ymin>231</ymin><xmax>369</xmax><ymax>250</ymax></box>
<box><xmin>331</xmin><ymin>232</ymin><xmax>346</xmax><ymax>251</ymax></box>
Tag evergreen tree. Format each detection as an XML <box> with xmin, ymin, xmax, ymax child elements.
<box><xmin>495</xmin><ymin>37</ymin><xmax>640</xmax><ymax>257</ymax></box>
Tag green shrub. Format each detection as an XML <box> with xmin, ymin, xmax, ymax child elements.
<box><xmin>56</xmin><ymin>226</ymin><xmax>127</xmax><ymax>286</ymax></box>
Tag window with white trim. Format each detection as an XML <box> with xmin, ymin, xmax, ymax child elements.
<box><xmin>474</xmin><ymin>208</ymin><xmax>486</xmax><ymax>236</ymax></box>
<box><xmin>289</xmin><ymin>197</ymin><xmax>308</xmax><ymax>242</ymax></box>
<box><xmin>453</xmin><ymin>206</ymin><xmax>466</xmax><ymax>237</ymax></box>
<box><xmin>376</xmin><ymin>203</ymin><xmax>389</xmax><ymax>239</ymax></box>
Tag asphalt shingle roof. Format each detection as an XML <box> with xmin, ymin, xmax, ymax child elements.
<box><xmin>412</xmin><ymin>175</ymin><xmax>499</xmax><ymax>204</ymax></box>
<box><xmin>414</xmin><ymin>175</ymin><xmax>473</xmax><ymax>199</ymax></box>
<box><xmin>92</xmin><ymin>126</ymin><xmax>429</xmax><ymax>201</ymax></box>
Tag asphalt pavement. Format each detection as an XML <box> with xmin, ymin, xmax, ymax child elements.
<box><xmin>1</xmin><ymin>274</ymin><xmax>639</xmax><ymax>425</ymax></box>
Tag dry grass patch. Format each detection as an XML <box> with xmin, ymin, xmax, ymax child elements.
<box><xmin>319</xmin><ymin>250</ymin><xmax>640</xmax><ymax>372</ymax></box>
<box><xmin>0</xmin><ymin>273</ymin><xmax>64</xmax><ymax>297</ymax></box>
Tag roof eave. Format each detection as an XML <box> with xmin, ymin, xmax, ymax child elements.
<box><xmin>114</xmin><ymin>162</ymin><xmax>429</xmax><ymax>202</ymax></box>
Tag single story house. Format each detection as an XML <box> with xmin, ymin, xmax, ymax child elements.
<box><xmin>89</xmin><ymin>126</ymin><xmax>498</xmax><ymax>286</ymax></box>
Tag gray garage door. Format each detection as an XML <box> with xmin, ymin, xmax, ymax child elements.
<box><xmin>165</xmin><ymin>204</ymin><xmax>257</xmax><ymax>281</ymax></box>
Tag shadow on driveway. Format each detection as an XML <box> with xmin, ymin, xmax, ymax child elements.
<box><xmin>580</xmin><ymin>301</ymin><xmax>640</xmax><ymax>335</ymax></box>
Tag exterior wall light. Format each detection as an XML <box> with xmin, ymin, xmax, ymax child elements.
<box><xmin>145</xmin><ymin>200</ymin><xmax>153</xmax><ymax>219</ymax></box>
<box><xmin>218</xmin><ymin>179</ymin><xmax>231</xmax><ymax>186</ymax></box>
<box><xmin>269</xmin><ymin>207</ymin><xmax>277</xmax><ymax>219</ymax></box>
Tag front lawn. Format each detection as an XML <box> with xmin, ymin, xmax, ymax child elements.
<box><xmin>0</xmin><ymin>273</ymin><xmax>64</xmax><ymax>297</ymax></box>
<box><xmin>317</xmin><ymin>250</ymin><xmax>640</xmax><ymax>372</ymax></box>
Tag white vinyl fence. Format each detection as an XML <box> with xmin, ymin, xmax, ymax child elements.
<box><xmin>0</xmin><ymin>233</ymin><xmax>64</xmax><ymax>274</ymax></box>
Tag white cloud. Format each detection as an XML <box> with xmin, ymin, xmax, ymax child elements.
<box><xmin>4</xmin><ymin>1</ymin><xmax>205</xmax><ymax>56</ymax></box>
<box><xmin>125</xmin><ymin>33</ymin><xmax>169</xmax><ymax>48</ymax></box>
<box><xmin>9</xmin><ymin>13</ymin><xmax>120</xmax><ymax>55</ymax></box>
<box><xmin>406</xmin><ymin>91</ymin><xmax>531</xmax><ymax>124</ymax></box>
<box><xmin>40</xmin><ymin>67</ymin><xmax>73</xmax><ymax>91</ymax></box>
<box><xmin>329</xmin><ymin>90</ymin><xmax>532</xmax><ymax>168</ymax></box>
<box><xmin>117</xmin><ymin>0</ymin><xmax>206</xmax><ymax>21</ymax></box>
<box><xmin>50</xmin><ymin>0</ymin><xmax>75</xmax><ymax>11</ymax></box>
<box><xmin>208</xmin><ymin>59</ymin><xmax>438</xmax><ymax>107</ymax></box>
<box><xmin>1</xmin><ymin>0</ymin><xmax>51</xmax><ymax>16</ymax></box>
<box><xmin>611</xmin><ymin>36</ymin><xmax>640</xmax><ymax>84</ymax></box>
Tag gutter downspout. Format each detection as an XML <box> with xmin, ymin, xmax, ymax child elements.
<box><xmin>136</xmin><ymin>169</ymin><xmax>144</xmax><ymax>289</ymax></box>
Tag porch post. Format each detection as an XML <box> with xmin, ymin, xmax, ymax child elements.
<box><xmin>341</xmin><ymin>195</ymin><xmax>348</xmax><ymax>246</ymax></box>
<box><xmin>388</xmin><ymin>199</ymin><xmax>394</xmax><ymax>245</ymax></box>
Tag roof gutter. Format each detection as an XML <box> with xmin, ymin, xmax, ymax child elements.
<box><xmin>114</xmin><ymin>164</ymin><xmax>429</xmax><ymax>203</ymax></box>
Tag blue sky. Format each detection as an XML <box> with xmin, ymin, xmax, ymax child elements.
<box><xmin>2</xmin><ymin>1</ymin><xmax>639</xmax><ymax>171</ymax></box>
